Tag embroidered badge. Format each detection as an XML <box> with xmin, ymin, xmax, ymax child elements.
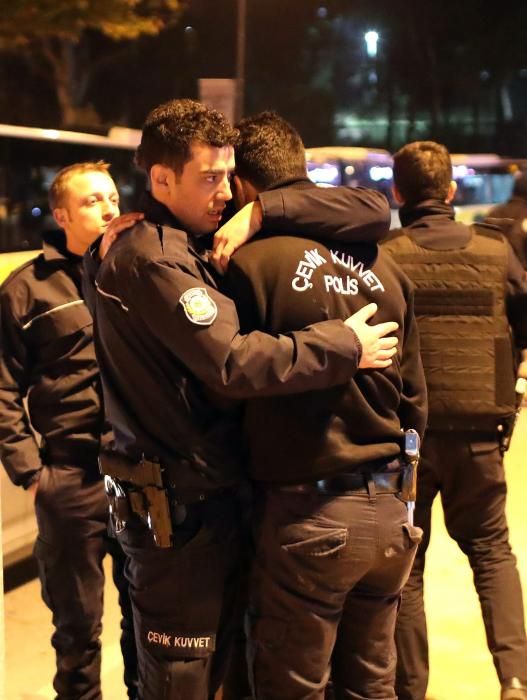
<box><xmin>179</xmin><ymin>287</ymin><xmax>218</xmax><ymax>326</ymax></box>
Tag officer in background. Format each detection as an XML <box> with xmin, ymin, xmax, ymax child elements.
<box><xmin>0</xmin><ymin>162</ymin><xmax>137</xmax><ymax>699</ymax></box>
<box><xmin>382</xmin><ymin>141</ymin><xmax>527</xmax><ymax>700</ymax></box>
<box><xmin>222</xmin><ymin>111</ymin><xmax>427</xmax><ymax>699</ymax></box>
<box><xmin>86</xmin><ymin>98</ymin><xmax>400</xmax><ymax>700</ymax></box>
<box><xmin>487</xmin><ymin>170</ymin><xmax>527</xmax><ymax>221</ymax></box>
<box><xmin>485</xmin><ymin>171</ymin><xmax>527</xmax><ymax>268</ymax></box>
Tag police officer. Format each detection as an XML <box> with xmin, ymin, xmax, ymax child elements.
<box><xmin>382</xmin><ymin>141</ymin><xmax>527</xmax><ymax>700</ymax></box>
<box><xmin>222</xmin><ymin>111</ymin><xmax>427</xmax><ymax>699</ymax></box>
<box><xmin>0</xmin><ymin>162</ymin><xmax>137</xmax><ymax>699</ymax></box>
<box><xmin>85</xmin><ymin>98</ymin><xmax>401</xmax><ymax>700</ymax></box>
<box><xmin>486</xmin><ymin>171</ymin><xmax>527</xmax><ymax>268</ymax></box>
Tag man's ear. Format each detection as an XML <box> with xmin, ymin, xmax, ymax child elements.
<box><xmin>232</xmin><ymin>175</ymin><xmax>249</xmax><ymax>209</ymax></box>
<box><xmin>392</xmin><ymin>184</ymin><xmax>405</xmax><ymax>206</ymax></box>
<box><xmin>150</xmin><ymin>164</ymin><xmax>172</xmax><ymax>192</ymax></box>
<box><xmin>234</xmin><ymin>175</ymin><xmax>259</xmax><ymax>208</ymax></box>
<box><xmin>52</xmin><ymin>207</ymin><xmax>68</xmax><ymax>230</ymax></box>
<box><xmin>446</xmin><ymin>180</ymin><xmax>457</xmax><ymax>204</ymax></box>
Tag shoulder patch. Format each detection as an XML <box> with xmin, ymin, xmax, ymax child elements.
<box><xmin>179</xmin><ymin>287</ymin><xmax>218</xmax><ymax>326</ymax></box>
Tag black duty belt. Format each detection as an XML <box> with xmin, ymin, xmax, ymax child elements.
<box><xmin>273</xmin><ymin>470</ymin><xmax>403</xmax><ymax>496</ymax></box>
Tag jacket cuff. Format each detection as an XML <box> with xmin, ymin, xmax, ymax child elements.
<box><xmin>258</xmin><ymin>190</ymin><xmax>285</xmax><ymax>222</ymax></box>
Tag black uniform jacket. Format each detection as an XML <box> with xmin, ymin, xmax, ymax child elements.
<box><xmin>86</xmin><ymin>190</ymin><xmax>382</xmax><ymax>490</ymax></box>
<box><xmin>225</xmin><ymin>181</ymin><xmax>428</xmax><ymax>484</ymax></box>
<box><xmin>487</xmin><ymin>195</ymin><xmax>527</xmax><ymax>222</ymax></box>
<box><xmin>391</xmin><ymin>201</ymin><xmax>527</xmax><ymax>349</ymax></box>
<box><xmin>0</xmin><ymin>239</ymin><xmax>105</xmax><ymax>488</ymax></box>
<box><xmin>486</xmin><ymin>199</ymin><xmax>527</xmax><ymax>269</ymax></box>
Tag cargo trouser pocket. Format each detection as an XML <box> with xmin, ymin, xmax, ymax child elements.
<box><xmin>281</xmin><ymin>526</ymin><xmax>348</xmax><ymax>557</ymax></box>
<box><xmin>137</xmin><ymin>614</ymin><xmax>216</xmax><ymax>661</ymax></box>
<box><xmin>383</xmin><ymin>521</ymin><xmax>423</xmax><ymax>592</ymax></box>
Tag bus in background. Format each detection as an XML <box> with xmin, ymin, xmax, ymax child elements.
<box><xmin>305</xmin><ymin>146</ymin><xmax>398</xmax><ymax>227</ymax></box>
<box><xmin>305</xmin><ymin>146</ymin><xmax>527</xmax><ymax>228</ymax></box>
<box><xmin>306</xmin><ymin>146</ymin><xmax>394</xmax><ymax>201</ymax></box>
<box><xmin>450</xmin><ymin>153</ymin><xmax>527</xmax><ymax>224</ymax></box>
<box><xmin>0</xmin><ymin>123</ymin><xmax>142</xmax><ymax>571</ymax></box>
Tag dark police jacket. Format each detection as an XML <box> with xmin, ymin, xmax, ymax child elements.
<box><xmin>85</xmin><ymin>191</ymin><xmax>384</xmax><ymax>492</ymax></box>
<box><xmin>486</xmin><ymin>196</ymin><xmax>527</xmax><ymax>269</ymax></box>
<box><xmin>0</xmin><ymin>239</ymin><xmax>105</xmax><ymax>488</ymax></box>
<box><xmin>382</xmin><ymin>200</ymin><xmax>527</xmax><ymax>431</ymax></box>
<box><xmin>225</xmin><ymin>180</ymin><xmax>428</xmax><ymax>484</ymax></box>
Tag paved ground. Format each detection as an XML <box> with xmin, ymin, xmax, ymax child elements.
<box><xmin>5</xmin><ymin>411</ymin><xmax>527</xmax><ymax>699</ymax></box>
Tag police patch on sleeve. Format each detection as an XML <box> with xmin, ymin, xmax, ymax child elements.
<box><xmin>179</xmin><ymin>287</ymin><xmax>218</xmax><ymax>326</ymax></box>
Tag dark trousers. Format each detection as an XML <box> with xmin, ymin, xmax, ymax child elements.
<box><xmin>248</xmin><ymin>488</ymin><xmax>421</xmax><ymax>700</ymax></box>
<box><xmin>34</xmin><ymin>464</ymin><xmax>138</xmax><ymax>700</ymax></box>
<box><xmin>395</xmin><ymin>431</ymin><xmax>527</xmax><ymax>700</ymax></box>
<box><xmin>117</xmin><ymin>491</ymin><xmax>244</xmax><ymax>700</ymax></box>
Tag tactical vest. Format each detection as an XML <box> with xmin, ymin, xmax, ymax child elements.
<box><xmin>384</xmin><ymin>227</ymin><xmax>516</xmax><ymax>430</ymax></box>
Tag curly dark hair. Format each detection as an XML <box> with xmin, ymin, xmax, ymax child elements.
<box><xmin>393</xmin><ymin>141</ymin><xmax>452</xmax><ymax>205</ymax></box>
<box><xmin>136</xmin><ymin>99</ymin><xmax>239</xmax><ymax>175</ymax></box>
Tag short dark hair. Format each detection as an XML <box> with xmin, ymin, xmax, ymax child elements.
<box><xmin>135</xmin><ymin>98</ymin><xmax>239</xmax><ymax>175</ymax></box>
<box><xmin>393</xmin><ymin>141</ymin><xmax>452</xmax><ymax>205</ymax></box>
<box><xmin>234</xmin><ymin>111</ymin><xmax>307</xmax><ymax>190</ymax></box>
<box><xmin>49</xmin><ymin>161</ymin><xmax>111</xmax><ymax>209</ymax></box>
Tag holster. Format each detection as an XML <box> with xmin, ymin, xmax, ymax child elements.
<box><xmin>99</xmin><ymin>450</ymin><xmax>173</xmax><ymax>548</ymax></box>
<box><xmin>400</xmin><ymin>458</ymin><xmax>418</xmax><ymax>503</ymax></box>
<box><xmin>399</xmin><ymin>428</ymin><xmax>420</xmax><ymax>503</ymax></box>
<box><xmin>498</xmin><ymin>411</ymin><xmax>518</xmax><ymax>455</ymax></box>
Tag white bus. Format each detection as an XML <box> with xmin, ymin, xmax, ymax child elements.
<box><xmin>0</xmin><ymin>123</ymin><xmax>142</xmax><ymax>571</ymax></box>
<box><xmin>305</xmin><ymin>146</ymin><xmax>398</xmax><ymax>226</ymax></box>
<box><xmin>305</xmin><ymin>146</ymin><xmax>527</xmax><ymax>228</ymax></box>
<box><xmin>450</xmin><ymin>153</ymin><xmax>527</xmax><ymax>224</ymax></box>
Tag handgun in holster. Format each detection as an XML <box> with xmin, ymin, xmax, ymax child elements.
<box><xmin>99</xmin><ymin>450</ymin><xmax>173</xmax><ymax>548</ymax></box>
<box><xmin>498</xmin><ymin>377</ymin><xmax>526</xmax><ymax>455</ymax></box>
<box><xmin>401</xmin><ymin>429</ymin><xmax>420</xmax><ymax>525</ymax></box>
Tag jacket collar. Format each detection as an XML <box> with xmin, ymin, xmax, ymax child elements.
<box><xmin>399</xmin><ymin>199</ymin><xmax>456</xmax><ymax>228</ymax></box>
<box><xmin>139</xmin><ymin>190</ymin><xmax>185</xmax><ymax>230</ymax></box>
<box><xmin>42</xmin><ymin>231</ymin><xmax>82</xmax><ymax>263</ymax></box>
<box><xmin>398</xmin><ymin>199</ymin><xmax>472</xmax><ymax>250</ymax></box>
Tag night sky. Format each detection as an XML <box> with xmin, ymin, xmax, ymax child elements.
<box><xmin>1</xmin><ymin>0</ymin><xmax>527</xmax><ymax>153</ymax></box>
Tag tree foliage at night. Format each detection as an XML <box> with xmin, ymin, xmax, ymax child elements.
<box><xmin>0</xmin><ymin>0</ymin><xmax>181</xmax><ymax>127</ymax></box>
<box><xmin>1</xmin><ymin>0</ymin><xmax>527</xmax><ymax>153</ymax></box>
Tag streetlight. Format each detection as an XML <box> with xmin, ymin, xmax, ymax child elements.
<box><xmin>364</xmin><ymin>30</ymin><xmax>379</xmax><ymax>59</ymax></box>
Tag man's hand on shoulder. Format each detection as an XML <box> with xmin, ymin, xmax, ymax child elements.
<box><xmin>345</xmin><ymin>302</ymin><xmax>399</xmax><ymax>369</ymax></box>
<box><xmin>212</xmin><ymin>201</ymin><xmax>263</xmax><ymax>274</ymax></box>
<box><xmin>100</xmin><ymin>212</ymin><xmax>144</xmax><ymax>259</ymax></box>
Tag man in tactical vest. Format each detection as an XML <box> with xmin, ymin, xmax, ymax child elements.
<box><xmin>383</xmin><ymin>141</ymin><xmax>527</xmax><ymax>700</ymax></box>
